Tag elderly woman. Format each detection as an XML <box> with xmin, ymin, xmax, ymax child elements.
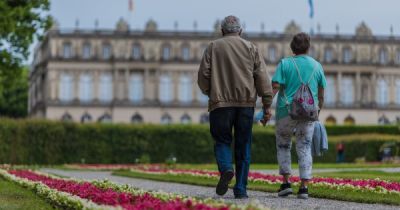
<box><xmin>271</xmin><ymin>33</ymin><xmax>326</xmax><ymax>199</ymax></box>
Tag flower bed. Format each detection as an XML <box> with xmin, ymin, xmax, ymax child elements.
<box><xmin>123</xmin><ymin>165</ymin><xmax>400</xmax><ymax>195</ymax></box>
<box><xmin>0</xmin><ymin>169</ymin><xmax>263</xmax><ymax>210</ymax></box>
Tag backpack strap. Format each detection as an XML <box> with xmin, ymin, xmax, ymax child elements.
<box><xmin>290</xmin><ymin>57</ymin><xmax>319</xmax><ymax>85</ymax></box>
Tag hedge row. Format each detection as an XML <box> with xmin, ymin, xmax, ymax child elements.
<box><xmin>0</xmin><ymin>119</ymin><xmax>398</xmax><ymax>164</ymax></box>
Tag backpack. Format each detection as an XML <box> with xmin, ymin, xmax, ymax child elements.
<box><xmin>283</xmin><ymin>57</ymin><xmax>319</xmax><ymax>121</ymax></box>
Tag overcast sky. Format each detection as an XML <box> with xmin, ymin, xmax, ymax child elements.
<box><xmin>50</xmin><ymin>0</ymin><xmax>400</xmax><ymax>35</ymax></box>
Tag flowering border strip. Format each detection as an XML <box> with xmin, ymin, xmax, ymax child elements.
<box><xmin>0</xmin><ymin>169</ymin><xmax>115</xmax><ymax>210</ymax></box>
<box><xmin>125</xmin><ymin>167</ymin><xmax>400</xmax><ymax>196</ymax></box>
<box><xmin>1</xmin><ymin>169</ymin><xmax>266</xmax><ymax>210</ymax></box>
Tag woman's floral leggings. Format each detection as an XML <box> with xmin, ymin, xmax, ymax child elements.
<box><xmin>275</xmin><ymin>116</ymin><xmax>315</xmax><ymax>180</ymax></box>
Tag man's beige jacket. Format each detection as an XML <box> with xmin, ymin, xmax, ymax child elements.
<box><xmin>198</xmin><ymin>34</ymin><xmax>273</xmax><ymax>112</ymax></box>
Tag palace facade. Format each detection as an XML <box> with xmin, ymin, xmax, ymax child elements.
<box><xmin>29</xmin><ymin>19</ymin><xmax>400</xmax><ymax>125</ymax></box>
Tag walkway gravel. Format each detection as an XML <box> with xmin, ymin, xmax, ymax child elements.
<box><xmin>42</xmin><ymin>169</ymin><xmax>398</xmax><ymax>210</ymax></box>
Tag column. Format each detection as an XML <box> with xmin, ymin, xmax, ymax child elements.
<box><xmin>173</xmin><ymin>71</ymin><xmax>179</xmax><ymax>103</ymax></box>
<box><xmin>124</xmin><ymin>69</ymin><xmax>130</xmax><ymax>101</ymax></box>
<box><xmin>113</xmin><ymin>69</ymin><xmax>118</xmax><ymax>101</ymax></box>
<box><xmin>336</xmin><ymin>72</ymin><xmax>342</xmax><ymax>106</ymax></box>
<box><xmin>144</xmin><ymin>68</ymin><xmax>150</xmax><ymax>101</ymax></box>
<box><xmin>371</xmin><ymin>73</ymin><xmax>377</xmax><ymax>106</ymax></box>
<box><xmin>73</xmin><ymin>71</ymin><xmax>79</xmax><ymax>101</ymax></box>
<box><xmin>355</xmin><ymin>72</ymin><xmax>361</xmax><ymax>106</ymax></box>
<box><xmin>390</xmin><ymin>75</ymin><xmax>395</xmax><ymax>105</ymax></box>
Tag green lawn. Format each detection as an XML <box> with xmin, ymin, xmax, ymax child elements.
<box><xmin>174</xmin><ymin>163</ymin><xmax>400</xmax><ymax>171</ymax></box>
<box><xmin>315</xmin><ymin>170</ymin><xmax>400</xmax><ymax>182</ymax></box>
<box><xmin>0</xmin><ymin>178</ymin><xmax>55</xmax><ymax>210</ymax></box>
<box><xmin>113</xmin><ymin>170</ymin><xmax>400</xmax><ymax>206</ymax></box>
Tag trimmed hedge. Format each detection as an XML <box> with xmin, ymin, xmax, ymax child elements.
<box><xmin>0</xmin><ymin>119</ymin><xmax>399</xmax><ymax>164</ymax></box>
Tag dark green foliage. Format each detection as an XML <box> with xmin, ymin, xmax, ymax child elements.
<box><xmin>0</xmin><ymin>119</ymin><xmax>398</xmax><ymax>164</ymax></box>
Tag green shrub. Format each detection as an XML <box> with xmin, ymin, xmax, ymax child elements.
<box><xmin>0</xmin><ymin>118</ymin><xmax>398</xmax><ymax>164</ymax></box>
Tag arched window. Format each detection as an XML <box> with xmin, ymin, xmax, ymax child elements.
<box><xmin>181</xmin><ymin>44</ymin><xmax>190</xmax><ymax>61</ymax></box>
<box><xmin>377</xmin><ymin>78</ymin><xmax>389</xmax><ymax>106</ymax></box>
<box><xmin>102</xmin><ymin>43</ymin><xmax>112</xmax><ymax>59</ymax></box>
<box><xmin>159</xmin><ymin>74</ymin><xmax>173</xmax><ymax>103</ymax></box>
<box><xmin>79</xmin><ymin>73</ymin><xmax>93</xmax><ymax>103</ymax></box>
<box><xmin>180</xmin><ymin>114</ymin><xmax>191</xmax><ymax>124</ymax></box>
<box><xmin>131</xmin><ymin>113</ymin><xmax>143</xmax><ymax>124</ymax></box>
<box><xmin>197</xmin><ymin>88</ymin><xmax>208</xmax><ymax>105</ymax></box>
<box><xmin>129</xmin><ymin>73</ymin><xmax>143</xmax><ymax>103</ymax></box>
<box><xmin>98</xmin><ymin>114</ymin><xmax>112</xmax><ymax>123</ymax></box>
<box><xmin>378</xmin><ymin>115</ymin><xmax>390</xmax><ymax>125</ymax></box>
<box><xmin>325</xmin><ymin>76</ymin><xmax>336</xmax><ymax>105</ymax></box>
<box><xmin>267</xmin><ymin>46</ymin><xmax>277</xmax><ymax>62</ymax></box>
<box><xmin>379</xmin><ymin>48</ymin><xmax>388</xmax><ymax>65</ymax></box>
<box><xmin>342</xmin><ymin>47</ymin><xmax>352</xmax><ymax>63</ymax></box>
<box><xmin>82</xmin><ymin>42</ymin><xmax>91</xmax><ymax>59</ymax></box>
<box><xmin>200</xmin><ymin>113</ymin><xmax>209</xmax><ymax>124</ymax></box>
<box><xmin>179</xmin><ymin>74</ymin><xmax>192</xmax><ymax>104</ymax></box>
<box><xmin>344</xmin><ymin>115</ymin><xmax>355</xmax><ymax>125</ymax></box>
<box><xmin>99</xmin><ymin>73</ymin><xmax>113</xmax><ymax>103</ymax></box>
<box><xmin>325</xmin><ymin>115</ymin><xmax>337</xmax><ymax>125</ymax></box>
<box><xmin>132</xmin><ymin>43</ymin><xmax>141</xmax><ymax>60</ymax></box>
<box><xmin>324</xmin><ymin>47</ymin><xmax>334</xmax><ymax>63</ymax></box>
<box><xmin>63</xmin><ymin>42</ymin><xmax>72</xmax><ymax>58</ymax></box>
<box><xmin>161</xmin><ymin>113</ymin><xmax>172</xmax><ymax>124</ymax></box>
<box><xmin>340</xmin><ymin>77</ymin><xmax>353</xmax><ymax>105</ymax></box>
<box><xmin>59</xmin><ymin>73</ymin><xmax>74</xmax><ymax>102</ymax></box>
<box><xmin>396</xmin><ymin>79</ymin><xmax>400</xmax><ymax>105</ymax></box>
<box><xmin>81</xmin><ymin>113</ymin><xmax>92</xmax><ymax>123</ymax></box>
<box><xmin>61</xmin><ymin>113</ymin><xmax>73</xmax><ymax>122</ymax></box>
<box><xmin>162</xmin><ymin>44</ymin><xmax>171</xmax><ymax>61</ymax></box>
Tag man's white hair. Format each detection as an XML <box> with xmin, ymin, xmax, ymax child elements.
<box><xmin>221</xmin><ymin>15</ymin><xmax>242</xmax><ymax>33</ymax></box>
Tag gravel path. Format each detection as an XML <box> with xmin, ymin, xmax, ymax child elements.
<box><xmin>255</xmin><ymin>167</ymin><xmax>400</xmax><ymax>175</ymax></box>
<box><xmin>42</xmin><ymin>169</ymin><xmax>398</xmax><ymax>210</ymax></box>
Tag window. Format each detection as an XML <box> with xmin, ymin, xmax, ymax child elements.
<box><xmin>325</xmin><ymin>76</ymin><xmax>336</xmax><ymax>105</ymax></box>
<box><xmin>325</xmin><ymin>115</ymin><xmax>337</xmax><ymax>125</ymax></box>
<box><xmin>309</xmin><ymin>47</ymin><xmax>317</xmax><ymax>58</ymax></box>
<box><xmin>61</xmin><ymin>113</ymin><xmax>73</xmax><ymax>122</ymax></box>
<box><xmin>99</xmin><ymin>73</ymin><xmax>113</xmax><ymax>103</ymax></box>
<box><xmin>161</xmin><ymin>114</ymin><xmax>172</xmax><ymax>124</ymax></box>
<box><xmin>378</xmin><ymin>115</ymin><xmax>390</xmax><ymax>125</ymax></box>
<box><xmin>379</xmin><ymin>48</ymin><xmax>388</xmax><ymax>65</ymax></box>
<box><xmin>132</xmin><ymin>44</ymin><xmax>141</xmax><ymax>60</ymax></box>
<box><xmin>159</xmin><ymin>74</ymin><xmax>173</xmax><ymax>103</ymax></box>
<box><xmin>79</xmin><ymin>73</ymin><xmax>93</xmax><ymax>103</ymax></box>
<box><xmin>59</xmin><ymin>73</ymin><xmax>73</xmax><ymax>102</ymax></box>
<box><xmin>340</xmin><ymin>77</ymin><xmax>353</xmax><ymax>105</ymax></box>
<box><xmin>181</xmin><ymin>45</ymin><xmax>190</xmax><ymax>61</ymax></box>
<box><xmin>129</xmin><ymin>73</ymin><xmax>143</xmax><ymax>103</ymax></box>
<box><xmin>180</xmin><ymin>114</ymin><xmax>191</xmax><ymax>124</ymax></box>
<box><xmin>377</xmin><ymin>78</ymin><xmax>389</xmax><ymax>106</ymax></box>
<box><xmin>396</xmin><ymin>79</ymin><xmax>400</xmax><ymax>105</ymax></box>
<box><xmin>267</xmin><ymin>46</ymin><xmax>277</xmax><ymax>62</ymax></box>
<box><xmin>102</xmin><ymin>43</ymin><xmax>112</xmax><ymax>59</ymax></box>
<box><xmin>162</xmin><ymin>45</ymin><xmax>171</xmax><ymax>60</ymax></box>
<box><xmin>324</xmin><ymin>47</ymin><xmax>334</xmax><ymax>63</ymax></box>
<box><xmin>179</xmin><ymin>74</ymin><xmax>192</xmax><ymax>104</ymax></box>
<box><xmin>63</xmin><ymin>42</ymin><xmax>72</xmax><ymax>58</ymax></box>
<box><xmin>98</xmin><ymin>114</ymin><xmax>112</xmax><ymax>123</ymax></box>
<box><xmin>344</xmin><ymin>115</ymin><xmax>355</xmax><ymax>125</ymax></box>
<box><xmin>81</xmin><ymin>113</ymin><xmax>92</xmax><ymax>123</ymax></box>
<box><xmin>131</xmin><ymin>113</ymin><xmax>143</xmax><ymax>124</ymax></box>
<box><xmin>342</xmin><ymin>48</ymin><xmax>352</xmax><ymax>63</ymax></box>
<box><xmin>82</xmin><ymin>43</ymin><xmax>91</xmax><ymax>59</ymax></box>
<box><xmin>197</xmin><ymin>88</ymin><xmax>208</xmax><ymax>105</ymax></box>
<box><xmin>200</xmin><ymin>113</ymin><xmax>209</xmax><ymax>124</ymax></box>
<box><xmin>396</xmin><ymin>49</ymin><xmax>400</xmax><ymax>65</ymax></box>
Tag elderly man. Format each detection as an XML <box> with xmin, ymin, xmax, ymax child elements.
<box><xmin>198</xmin><ymin>15</ymin><xmax>273</xmax><ymax>198</ymax></box>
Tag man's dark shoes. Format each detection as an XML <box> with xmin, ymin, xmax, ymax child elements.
<box><xmin>216</xmin><ymin>170</ymin><xmax>234</xmax><ymax>196</ymax></box>
<box><xmin>234</xmin><ymin>194</ymin><xmax>249</xmax><ymax>199</ymax></box>
<box><xmin>297</xmin><ymin>187</ymin><xmax>308</xmax><ymax>199</ymax></box>
<box><xmin>278</xmin><ymin>183</ymin><xmax>293</xmax><ymax>197</ymax></box>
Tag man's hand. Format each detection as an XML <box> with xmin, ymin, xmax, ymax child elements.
<box><xmin>260</xmin><ymin>107</ymin><xmax>272</xmax><ymax>126</ymax></box>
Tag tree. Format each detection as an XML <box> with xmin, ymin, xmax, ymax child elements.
<box><xmin>0</xmin><ymin>67</ymin><xmax>28</xmax><ymax>118</ymax></box>
<box><xmin>0</xmin><ymin>0</ymin><xmax>51</xmax><ymax>117</ymax></box>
